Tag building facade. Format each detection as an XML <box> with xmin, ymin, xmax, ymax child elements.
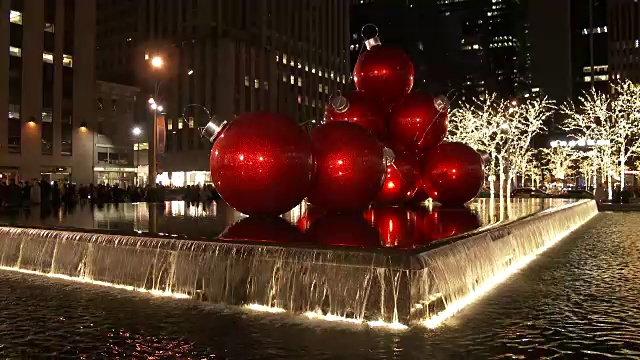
<box><xmin>97</xmin><ymin>0</ymin><xmax>350</xmax><ymax>186</ymax></box>
<box><xmin>571</xmin><ymin>0</ymin><xmax>609</xmax><ymax>96</ymax></box>
<box><xmin>94</xmin><ymin>81</ymin><xmax>141</xmax><ymax>187</ymax></box>
<box><xmin>0</xmin><ymin>0</ymin><xmax>96</xmax><ymax>184</ymax></box>
<box><xmin>607</xmin><ymin>0</ymin><xmax>640</xmax><ymax>84</ymax></box>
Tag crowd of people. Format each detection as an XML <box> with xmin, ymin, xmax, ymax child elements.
<box><xmin>0</xmin><ymin>178</ymin><xmax>220</xmax><ymax>208</ymax></box>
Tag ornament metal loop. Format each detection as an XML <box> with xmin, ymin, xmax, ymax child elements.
<box><xmin>201</xmin><ymin>115</ymin><xmax>228</xmax><ymax>143</ymax></box>
<box><xmin>383</xmin><ymin>147</ymin><xmax>395</xmax><ymax>166</ymax></box>
<box><xmin>434</xmin><ymin>95</ymin><xmax>450</xmax><ymax>113</ymax></box>
<box><xmin>331</xmin><ymin>94</ymin><xmax>350</xmax><ymax>113</ymax></box>
<box><xmin>361</xmin><ymin>23</ymin><xmax>381</xmax><ymax>50</ymax></box>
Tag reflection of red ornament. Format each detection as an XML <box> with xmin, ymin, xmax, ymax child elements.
<box><xmin>389</xmin><ymin>92</ymin><xmax>449</xmax><ymax>154</ymax></box>
<box><xmin>295</xmin><ymin>206</ymin><xmax>325</xmax><ymax>232</ymax></box>
<box><xmin>209</xmin><ymin>112</ymin><xmax>313</xmax><ymax>216</ymax></box>
<box><xmin>376</xmin><ymin>153</ymin><xmax>417</xmax><ymax>204</ymax></box>
<box><xmin>353</xmin><ymin>39</ymin><xmax>414</xmax><ymax>110</ymax></box>
<box><xmin>221</xmin><ymin>216</ymin><xmax>305</xmax><ymax>244</ymax></box>
<box><xmin>421</xmin><ymin>207</ymin><xmax>482</xmax><ymax>242</ymax></box>
<box><xmin>307</xmin><ymin>212</ymin><xmax>381</xmax><ymax>248</ymax></box>
<box><xmin>324</xmin><ymin>91</ymin><xmax>387</xmax><ymax>140</ymax></box>
<box><xmin>421</xmin><ymin>142</ymin><xmax>485</xmax><ymax>205</ymax></box>
<box><xmin>308</xmin><ymin>122</ymin><xmax>386</xmax><ymax>211</ymax></box>
<box><xmin>366</xmin><ymin>207</ymin><xmax>416</xmax><ymax>248</ymax></box>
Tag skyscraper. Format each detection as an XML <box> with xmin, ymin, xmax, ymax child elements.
<box><xmin>571</xmin><ymin>0</ymin><xmax>609</xmax><ymax>96</ymax></box>
<box><xmin>97</xmin><ymin>1</ymin><xmax>350</xmax><ymax>186</ymax></box>
<box><xmin>0</xmin><ymin>0</ymin><xmax>96</xmax><ymax>183</ymax></box>
<box><xmin>607</xmin><ymin>0</ymin><xmax>640</xmax><ymax>84</ymax></box>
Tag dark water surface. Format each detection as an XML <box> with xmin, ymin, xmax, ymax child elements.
<box><xmin>1</xmin><ymin>212</ymin><xmax>639</xmax><ymax>359</ymax></box>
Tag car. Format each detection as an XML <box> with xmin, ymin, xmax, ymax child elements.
<box><xmin>554</xmin><ymin>189</ymin><xmax>594</xmax><ymax>199</ymax></box>
<box><xmin>510</xmin><ymin>187</ymin><xmax>549</xmax><ymax>198</ymax></box>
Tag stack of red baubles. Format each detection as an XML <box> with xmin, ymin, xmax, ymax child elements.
<box><xmin>209</xmin><ymin>35</ymin><xmax>485</xmax><ymax>216</ymax></box>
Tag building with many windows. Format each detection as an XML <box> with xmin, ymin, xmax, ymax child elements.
<box><xmin>97</xmin><ymin>1</ymin><xmax>350</xmax><ymax>186</ymax></box>
<box><xmin>607</xmin><ymin>0</ymin><xmax>640</xmax><ymax>84</ymax></box>
<box><xmin>0</xmin><ymin>0</ymin><xmax>96</xmax><ymax>184</ymax></box>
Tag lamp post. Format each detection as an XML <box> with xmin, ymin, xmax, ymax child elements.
<box><xmin>132</xmin><ymin>126</ymin><xmax>142</xmax><ymax>186</ymax></box>
<box><xmin>149</xmin><ymin>56</ymin><xmax>163</xmax><ymax>186</ymax></box>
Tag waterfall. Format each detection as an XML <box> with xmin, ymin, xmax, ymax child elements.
<box><xmin>0</xmin><ymin>200</ymin><xmax>598</xmax><ymax>328</ymax></box>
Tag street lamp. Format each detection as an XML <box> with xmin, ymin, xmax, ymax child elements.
<box><xmin>151</xmin><ymin>56</ymin><xmax>163</xmax><ymax>69</ymax></box>
<box><xmin>149</xmin><ymin>56</ymin><xmax>164</xmax><ymax>187</ymax></box>
<box><xmin>132</xmin><ymin>126</ymin><xmax>142</xmax><ymax>185</ymax></box>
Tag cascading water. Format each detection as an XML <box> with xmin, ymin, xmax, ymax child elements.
<box><xmin>0</xmin><ymin>200</ymin><xmax>598</xmax><ymax>328</ymax></box>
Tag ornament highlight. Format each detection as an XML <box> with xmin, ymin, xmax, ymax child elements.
<box><xmin>421</xmin><ymin>142</ymin><xmax>485</xmax><ymax>206</ymax></box>
<box><xmin>209</xmin><ymin>112</ymin><xmax>313</xmax><ymax>216</ymax></box>
<box><xmin>308</xmin><ymin>122</ymin><xmax>386</xmax><ymax>212</ymax></box>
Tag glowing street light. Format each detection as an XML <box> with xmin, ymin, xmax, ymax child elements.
<box><xmin>151</xmin><ymin>56</ymin><xmax>163</xmax><ymax>69</ymax></box>
<box><xmin>188</xmin><ymin>69</ymin><xmax>194</xmax><ymax>75</ymax></box>
<box><xmin>148</xmin><ymin>97</ymin><xmax>155</xmax><ymax>105</ymax></box>
<box><xmin>150</xmin><ymin>103</ymin><xmax>157</xmax><ymax>110</ymax></box>
<box><xmin>132</xmin><ymin>126</ymin><xmax>142</xmax><ymax>136</ymax></box>
<box><xmin>157</xmin><ymin>105</ymin><xmax>164</xmax><ymax>112</ymax></box>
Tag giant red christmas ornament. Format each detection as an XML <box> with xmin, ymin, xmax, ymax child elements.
<box><xmin>376</xmin><ymin>152</ymin><xmax>418</xmax><ymax>204</ymax></box>
<box><xmin>388</xmin><ymin>92</ymin><xmax>449</xmax><ymax>155</ymax></box>
<box><xmin>324</xmin><ymin>91</ymin><xmax>387</xmax><ymax>140</ymax></box>
<box><xmin>424</xmin><ymin>207</ymin><xmax>482</xmax><ymax>242</ymax></box>
<box><xmin>421</xmin><ymin>142</ymin><xmax>485</xmax><ymax>205</ymax></box>
<box><xmin>353</xmin><ymin>36</ymin><xmax>414</xmax><ymax>110</ymax></box>
<box><xmin>308</xmin><ymin>122</ymin><xmax>386</xmax><ymax>212</ymax></box>
<box><xmin>208</xmin><ymin>112</ymin><xmax>313</xmax><ymax>216</ymax></box>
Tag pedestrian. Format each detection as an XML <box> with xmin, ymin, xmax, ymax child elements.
<box><xmin>30</xmin><ymin>178</ymin><xmax>41</xmax><ymax>204</ymax></box>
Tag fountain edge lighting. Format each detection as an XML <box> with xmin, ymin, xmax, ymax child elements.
<box><xmin>421</xmin><ymin>205</ymin><xmax>598</xmax><ymax>329</ymax></box>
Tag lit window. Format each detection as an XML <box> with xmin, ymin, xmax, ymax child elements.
<box><xmin>305</xmin><ymin>63</ymin><xmax>309</xmax><ymax>71</ymax></box>
<box><xmin>178</xmin><ymin>119</ymin><xmax>184</xmax><ymax>129</ymax></box>
<box><xmin>167</xmin><ymin>119</ymin><xmax>173</xmax><ymax>130</ymax></box>
<box><xmin>145</xmin><ymin>51</ymin><xmax>149</xmax><ymax>60</ymax></box>
<box><xmin>245</xmin><ymin>76</ymin><xmax>250</xmax><ymax>87</ymax></box>
<box><xmin>330</xmin><ymin>71</ymin><xmax>334</xmax><ymax>80</ymax></box>
<box><xmin>297</xmin><ymin>62</ymin><xmax>302</xmax><ymax>69</ymax></box>
<box><xmin>318</xmin><ymin>69</ymin><xmax>323</xmax><ymax>77</ymax></box>
<box><xmin>254</xmin><ymin>79</ymin><xmax>260</xmax><ymax>89</ymax></box>
<box><xmin>319</xmin><ymin>84</ymin><xmax>323</xmax><ymax>92</ymax></box>
<box><xmin>282</xmin><ymin>74</ymin><xmax>287</xmax><ymax>82</ymax></box>
<box><xmin>188</xmin><ymin>117</ymin><xmax>195</xmax><ymax>128</ymax></box>
<box><xmin>9</xmin><ymin>46</ymin><xmax>21</xmax><ymax>57</ymax></box>
<box><xmin>275</xmin><ymin>53</ymin><xmax>279</xmax><ymax>62</ymax></box>
<box><xmin>264</xmin><ymin>81</ymin><xmax>269</xmax><ymax>90</ymax></box>
<box><xmin>62</xmin><ymin>54</ymin><xmax>73</xmax><ymax>67</ymax></box>
<box><xmin>283</xmin><ymin>54</ymin><xmax>287</xmax><ymax>64</ymax></box>
<box><xmin>9</xmin><ymin>10</ymin><xmax>22</xmax><ymax>25</ymax></box>
<box><xmin>290</xmin><ymin>75</ymin><xmax>295</xmax><ymax>84</ymax></box>
<box><xmin>43</xmin><ymin>51</ymin><xmax>54</xmax><ymax>64</ymax></box>
<box><xmin>312</xmin><ymin>67</ymin><xmax>316</xmax><ymax>74</ymax></box>
<box><xmin>297</xmin><ymin>77</ymin><xmax>302</xmax><ymax>87</ymax></box>
<box><xmin>324</xmin><ymin>85</ymin><xmax>329</xmax><ymax>94</ymax></box>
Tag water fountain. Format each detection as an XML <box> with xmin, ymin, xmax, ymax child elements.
<box><xmin>0</xmin><ymin>199</ymin><xmax>597</xmax><ymax>328</ymax></box>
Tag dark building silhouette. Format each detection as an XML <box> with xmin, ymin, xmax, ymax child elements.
<box><xmin>607</xmin><ymin>0</ymin><xmax>640</xmax><ymax>84</ymax></box>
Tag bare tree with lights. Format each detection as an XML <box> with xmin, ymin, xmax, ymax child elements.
<box><xmin>562</xmin><ymin>80</ymin><xmax>640</xmax><ymax>198</ymax></box>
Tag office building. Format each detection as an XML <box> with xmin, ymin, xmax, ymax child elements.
<box><xmin>97</xmin><ymin>1</ymin><xmax>350</xmax><ymax>186</ymax></box>
<box><xmin>0</xmin><ymin>0</ymin><xmax>96</xmax><ymax>184</ymax></box>
<box><xmin>571</xmin><ymin>0</ymin><xmax>609</xmax><ymax>96</ymax></box>
<box><xmin>94</xmin><ymin>81</ymin><xmax>141</xmax><ymax>186</ymax></box>
<box><xmin>607</xmin><ymin>0</ymin><xmax>640</xmax><ymax>84</ymax></box>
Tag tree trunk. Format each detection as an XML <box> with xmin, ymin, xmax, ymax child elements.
<box><xmin>620</xmin><ymin>153</ymin><xmax>626</xmax><ymax>190</ymax></box>
<box><xmin>489</xmin><ymin>175</ymin><xmax>495</xmax><ymax>198</ymax></box>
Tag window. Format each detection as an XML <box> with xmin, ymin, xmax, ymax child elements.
<box><xmin>61</xmin><ymin>115</ymin><xmax>72</xmax><ymax>155</ymax></box>
<box><xmin>188</xmin><ymin>117</ymin><xmax>195</xmax><ymax>128</ymax></box>
<box><xmin>9</xmin><ymin>46</ymin><xmax>21</xmax><ymax>57</ymax></box>
<box><xmin>8</xmin><ymin>112</ymin><xmax>20</xmax><ymax>153</ymax></box>
<box><xmin>9</xmin><ymin>10</ymin><xmax>22</xmax><ymax>25</ymax></box>
<box><xmin>42</xmin><ymin>110</ymin><xmax>53</xmax><ymax>155</ymax></box>
<box><xmin>167</xmin><ymin>118</ymin><xmax>173</xmax><ymax>130</ymax></box>
<box><xmin>97</xmin><ymin>97</ymin><xmax>103</xmax><ymax>110</ymax></box>
<box><xmin>178</xmin><ymin>119</ymin><xmax>183</xmax><ymax>129</ymax></box>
